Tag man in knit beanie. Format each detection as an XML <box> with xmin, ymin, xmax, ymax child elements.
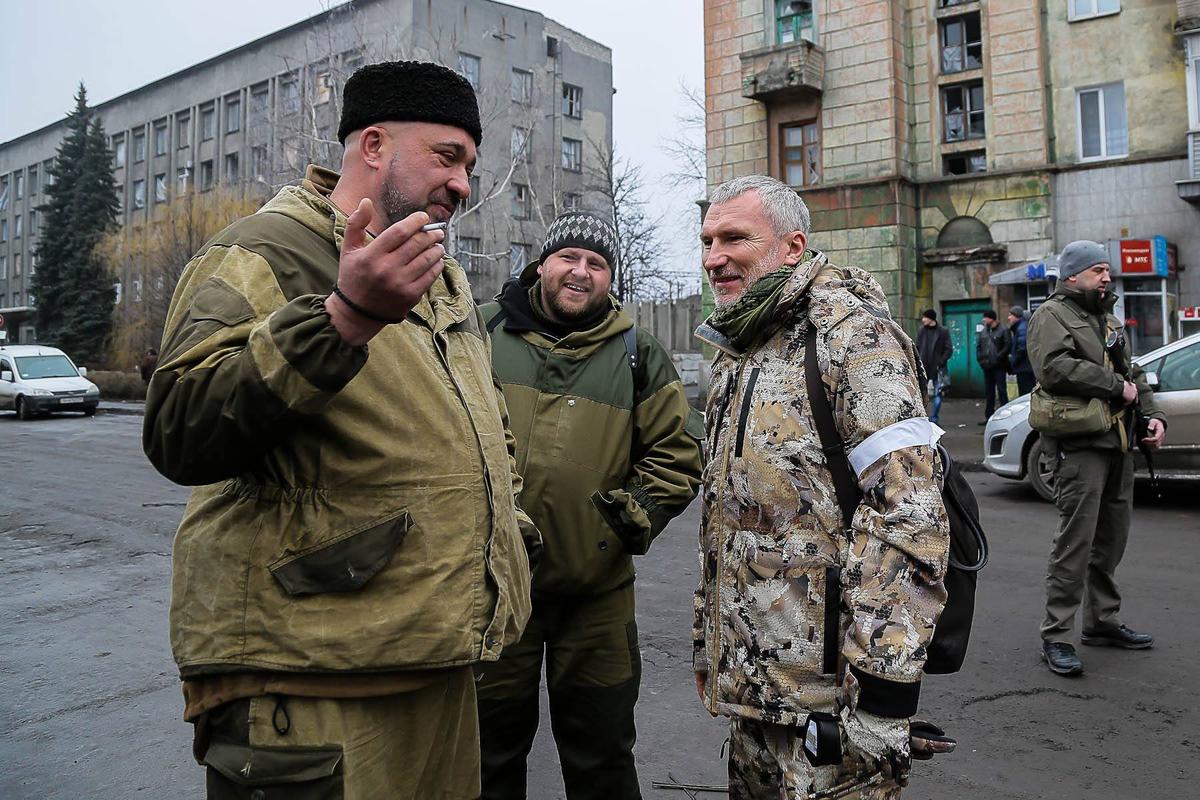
<box><xmin>476</xmin><ymin>210</ymin><xmax>704</xmax><ymax>799</ymax></box>
<box><xmin>1028</xmin><ymin>240</ymin><xmax>1166</xmax><ymax>678</ymax></box>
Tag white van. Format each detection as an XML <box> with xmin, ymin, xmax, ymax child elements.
<box><xmin>0</xmin><ymin>344</ymin><xmax>101</xmax><ymax>419</ymax></box>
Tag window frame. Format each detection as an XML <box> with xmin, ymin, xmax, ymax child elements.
<box><xmin>562</xmin><ymin>84</ymin><xmax>583</xmax><ymax>118</ymax></box>
<box><xmin>154</xmin><ymin>172</ymin><xmax>168</xmax><ymax>204</ymax></box>
<box><xmin>132</xmin><ymin>179</ymin><xmax>146</xmax><ymax>210</ymax></box>
<box><xmin>225</xmin><ymin>97</ymin><xmax>241</xmax><ymax>133</ymax></box>
<box><xmin>1076</xmin><ymin>82</ymin><xmax>1128</xmax><ymax>161</ymax></box>
<box><xmin>561</xmin><ymin>137</ymin><xmax>583</xmax><ymax>172</ymax></box>
<box><xmin>511</xmin><ymin>127</ymin><xmax>531</xmax><ymax>162</ymax></box>
<box><xmin>780</xmin><ymin>120</ymin><xmax>821</xmax><ymax>187</ymax></box>
<box><xmin>199</xmin><ymin>160</ymin><xmax>214</xmax><ymax>192</ymax></box>
<box><xmin>775</xmin><ymin>0</ymin><xmax>817</xmax><ymax>45</ymax></box>
<box><xmin>154</xmin><ymin>121</ymin><xmax>169</xmax><ymax>156</ymax></box>
<box><xmin>1068</xmin><ymin>0</ymin><xmax>1120</xmax><ymax>22</ymax></box>
<box><xmin>458</xmin><ymin>53</ymin><xmax>481</xmax><ymax>90</ymax></box>
<box><xmin>939</xmin><ymin>13</ymin><xmax>983</xmax><ymax>75</ymax></box>
<box><xmin>200</xmin><ymin>105</ymin><xmax>216</xmax><ymax>141</ymax></box>
<box><xmin>941</xmin><ymin>81</ymin><xmax>986</xmax><ymax>142</ymax></box>
<box><xmin>511</xmin><ymin>183</ymin><xmax>531</xmax><ymax>219</ymax></box>
<box><xmin>133</xmin><ymin>131</ymin><xmax>146</xmax><ymax>163</ymax></box>
<box><xmin>943</xmin><ymin>150</ymin><xmax>988</xmax><ymax>175</ymax></box>
<box><xmin>509</xmin><ymin>242</ymin><xmax>530</xmax><ymax>274</ymax></box>
<box><xmin>511</xmin><ymin>68</ymin><xmax>534</xmax><ymax>104</ymax></box>
<box><xmin>224</xmin><ymin>152</ymin><xmax>240</xmax><ymax>183</ymax></box>
<box><xmin>458</xmin><ymin>236</ymin><xmax>483</xmax><ymax>275</ymax></box>
<box><xmin>176</xmin><ymin>114</ymin><xmax>191</xmax><ymax>149</ymax></box>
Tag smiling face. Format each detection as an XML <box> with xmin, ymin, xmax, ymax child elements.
<box><xmin>537</xmin><ymin>247</ymin><xmax>613</xmax><ymax>323</ymax></box>
<box><xmin>700</xmin><ymin>191</ymin><xmax>807</xmax><ymax>306</ymax></box>
<box><xmin>373</xmin><ymin>121</ymin><xmax>476</xmax><ymax>225</ymax></box>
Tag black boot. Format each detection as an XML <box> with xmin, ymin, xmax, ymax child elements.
<box><xmin>1041</xmin><ymin>642</ymin><xmax>1083</xmax><ymax>676</ymax></box>
<box><xmin>1081</xmin><ymin>625</ymin><xmax>1154</xmax><ymax>650</ymax></box>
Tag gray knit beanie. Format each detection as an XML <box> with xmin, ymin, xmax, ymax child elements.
<box><xmin>539</xmin><ymin>211</ymin><xmax>619</xmax><ymax>271</ymax></box>
<box><xmin>1058</xmin><ymin>240</ymin><xmax>1109</xmax><ymax>280</ymax></box>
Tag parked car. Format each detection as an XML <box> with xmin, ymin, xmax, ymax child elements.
<box><xmin>0</xmin><ymin>345</ymin><xmax>101</xmax><ymax>419</ymax></box>
<box><xmin>983</xmin><ymin>331</ymin><xmax>1200</xmax><ymax>501</ymax></box>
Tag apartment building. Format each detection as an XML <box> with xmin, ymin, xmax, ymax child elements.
<box><xmin>705</xmin><ymin>0</ymin><xmax>1198</xmax><ymax>392</ymax></box>
<box><xmin>0</xmin><ymin>0</ymin><xmax>613</xmax><ymax>343</ymax></box>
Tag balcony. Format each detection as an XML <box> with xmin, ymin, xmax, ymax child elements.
<box><xmin>1178</xmin><ymin>131</ymin><xmax>1200</xmax><ymax>204</ymax></box>
<box><xmin>740</xmin><ymin>39</ymin><xmax>824</xmax><ymax>102</ymax></box>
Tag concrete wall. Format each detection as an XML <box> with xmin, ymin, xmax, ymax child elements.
<box><xmin>1048</xmin><ymin>0</ymin><xmax>1187</xmax><ymax>163</ymax></box>
<box><xmin>1054</xmin><ymin>158</ymin><xmax>1200</xmax><ymax>306</ymax></box>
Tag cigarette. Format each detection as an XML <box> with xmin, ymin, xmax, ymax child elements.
<box><xmin>421</xmin><ymin>222</ymin><xmax>448</xmax><ymax>232</ymax></box>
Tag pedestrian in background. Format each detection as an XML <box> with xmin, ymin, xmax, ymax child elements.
<box><xmin>137</xmin><ymin>347</ymin><xmax>158</xmax><ymax>385</ymax></box>
<box><xmin>1007</xmin><ymin>305</ymin><xmax>1035</xmax><ymax>396</ymax></box>
<box><xmin>1028</xmin><ymin>240</ymin><xmax>1166</xmax><ymax>677</ymax></box>
<box><xmin>917</xmin><ymin>308</ymin><xmax>952</xmax><ymax>424</ymax></box>
<box><xmin>476</xmin><ymin>211</ymin><xmax>704</xmax><ymax>800</ymax></box>
<box><xmin>143</xmin><ymin>61</ymin><xmax>539</xmax><ymax>799</ymax></box>
<box><xmin>976</xmin><ymin>309</ymin><xmax>1011</xmax><ymax>421</ymax></box>
<box><xmin>694</xmin><ymin>176</ymin><xmax>952</xmax><ymax>799</ymax></box>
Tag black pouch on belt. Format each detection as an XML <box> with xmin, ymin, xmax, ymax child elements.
<box><xmin>802</xmin><ymin>711</ymin><xmax>843</xmax><ymax>767</ymax></box>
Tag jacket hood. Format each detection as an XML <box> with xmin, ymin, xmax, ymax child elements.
<box><xmin>695</xmin><ymin>250</ymin><xmax>891</xmax><ymax>356</ymax></box>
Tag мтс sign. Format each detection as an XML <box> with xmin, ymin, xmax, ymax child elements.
<box><xmin>1108</xmin><ymin>236</ymin><xmax>1169</xmax><ymax>278</ymax></box>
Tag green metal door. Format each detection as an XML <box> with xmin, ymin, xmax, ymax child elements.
<box><xmin>943</xmin><ymin>299</ymin><xmax>990</xmax><ymax>397</ymax></box>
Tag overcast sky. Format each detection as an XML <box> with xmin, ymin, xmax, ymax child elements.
<box><xmin>0</xmin><ymin>0</ymin><xmax>704</xmax><ymax>287</ymax></box>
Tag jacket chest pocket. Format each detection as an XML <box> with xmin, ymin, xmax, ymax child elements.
<box><xmin>740</xmin><ymin>539</ymin><xmax>842</xmax><ymax>676</ymax></box>
<box><xmin>269</xmin><ymin>512</ymin><xmax>411</xmax><ymax>596</ymax></box>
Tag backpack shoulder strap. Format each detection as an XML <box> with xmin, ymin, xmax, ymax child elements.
<box><xmin>485</xmin><ymin>307</ymin><xmax>508</xmax><ymax>334</ymax></box>
<box><xmin>804</xmin><ymin>322</ymin><xmax>861</xmax><ymax>530</ymax></box>
<box><xmin>623</xmin><ymin>325</ymin><xmax>638</xmax><ymax>371</ymax></box>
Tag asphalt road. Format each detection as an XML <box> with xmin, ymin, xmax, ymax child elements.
<box><xmin>1</xmin><ymin>411</ymin><xmax>1196</xmax><ymax>799</ymax></box>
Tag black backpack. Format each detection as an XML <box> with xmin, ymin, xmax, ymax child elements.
<box><xmin>804</xmin><ymin>324</ymin><xmax>987</xmax><ymax>675</ymax></box>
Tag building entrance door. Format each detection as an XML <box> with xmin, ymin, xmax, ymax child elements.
<box><xmin>943</xmin><ymin>299</ymin><xmax>990</xmax><ymax>397</ymax></box>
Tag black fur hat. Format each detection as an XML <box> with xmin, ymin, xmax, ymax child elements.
<box><xmin>337</xmin><ymin>60</ymin><xmax>482</xmax><ymax>145</ymax></box>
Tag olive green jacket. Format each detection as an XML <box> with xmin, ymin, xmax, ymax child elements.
<box><xmin>144</xmin><ymin>166</ymin><xmax>535</xmax><ymax>678</ymax></box>
<box><xmin>481</xmin><ymin>270</ymin><xmax>704</xmax><ymax>595</ymax></box>
<box><xmin>1028</xmin><ymin>283</ymin><xmax>1164</xmax><ymax>452</ymax></box>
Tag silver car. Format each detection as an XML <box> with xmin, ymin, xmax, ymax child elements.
<box><xmin>983</xmin><ymin>331</ymin><xmax>1200</xmax><ymax>501</ymax></box>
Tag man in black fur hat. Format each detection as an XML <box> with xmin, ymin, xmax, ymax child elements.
<box><xmin>145</xmin><ymin>60</ymin><xmax>539</xmax><ymax>799</ymax></box>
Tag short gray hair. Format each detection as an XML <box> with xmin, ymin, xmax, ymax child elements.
<box><xmin>708</xmin><ymin>175</ymin><xmax>811</xmax><ymax>237</ymax></box>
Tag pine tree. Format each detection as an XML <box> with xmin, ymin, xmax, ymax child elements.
<box><xmin>31</xmin><ymin>84</ymin><xmax>119</xmax><ymax>364</ymax></box>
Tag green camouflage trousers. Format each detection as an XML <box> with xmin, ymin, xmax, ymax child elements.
<box><xmin>728</xmin><ymin>718</ymin><xmax>902</xmax><ymax>800</ymax></box>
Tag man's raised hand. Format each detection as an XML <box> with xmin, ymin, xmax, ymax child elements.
<box><xmin>327</xmin><ymin>198</ymin><xmax>446</xmax><ymax>345</ymax></box>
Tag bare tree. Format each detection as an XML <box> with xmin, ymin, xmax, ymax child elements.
<box><xmin>587</xmin><ymin>140</ymin><xmax>668</xmax><ymax>302</ymax></box>
<box><xmin>662</xmin><ymin>81</ymin><xmax>706</xmax><ymax>195</ymax></box>
<box><xmin>96</xmin><ymin>187</ymin><xmax>262</xmax><ymax>365</ymax></box>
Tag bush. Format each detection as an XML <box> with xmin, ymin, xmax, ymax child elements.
<box><xmin>88</xmin><ymin>369</ymin><xmax>146</xmax><ymax>401</ymax></box>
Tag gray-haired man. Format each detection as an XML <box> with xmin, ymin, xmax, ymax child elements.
<box><xmin>694</xmin><ymin>176</ymin><xmax>953</xmax><ymax>798</ymax></box>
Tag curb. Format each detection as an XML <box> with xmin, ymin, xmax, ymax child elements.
<box><xmin>99</xmin><ymin>405</ymin><xmax>146</xmax><ymax>417</ymax></box>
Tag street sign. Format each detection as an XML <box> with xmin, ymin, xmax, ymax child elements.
<box><xmin>1182</xmin><ymin>306</ymin><xmax>1200</xmax><ymax>321</ymax></box>
<box><xmin>0</xmin><ymin>313</ymin><xmax>6</xmax><ymax>328</ymax></box>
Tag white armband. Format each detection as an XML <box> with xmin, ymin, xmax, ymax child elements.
<box><xmin>846</xmin><ymin>417</ymin><xmax>945</xmax><ymax>478</ymax></box>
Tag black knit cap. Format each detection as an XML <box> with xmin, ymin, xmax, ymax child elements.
<box><xmin>539</xmin><ymin>211</ymin><xmax>619</xmax><ymax>272</ymax></box>
<box><xmin>337</xmin><ymin>60</ymin><xmax>482</xmax><ymax>145</ymax></box>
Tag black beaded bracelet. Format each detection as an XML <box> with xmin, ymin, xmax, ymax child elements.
<box><xmin>331</xmin><ymin>282</ymin><xmax>406</xmax><ymax>325</ymax></box>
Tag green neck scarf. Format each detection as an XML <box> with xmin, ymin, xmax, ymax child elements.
<box><xmin>708</xmin><ymin>264</ymin><xmax>798</xmax><ymax>350</ymax></box>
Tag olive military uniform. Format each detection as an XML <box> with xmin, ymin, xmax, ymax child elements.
<box><xmin>476</xmin><ymin>265</ymin><xmax>704</xmax><ymax>799</ymax></box>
